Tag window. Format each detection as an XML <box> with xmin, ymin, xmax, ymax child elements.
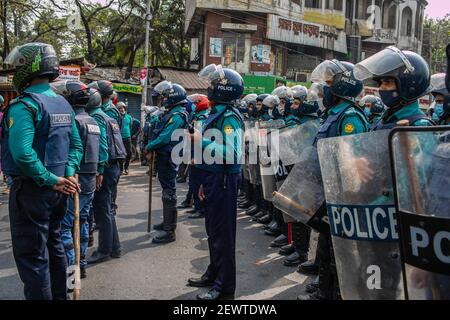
<box><xmin>222</xmin><ymin>32</ymin><xmax>246</xmax><ymax>67</ymax></box>
<box><xmin>335</xmin><ymin>0</ymin><xmax>343</xmax><ymax>11</ymax></box>
<box><xmin>325</xmin><ymin>0</ymin><xmax>331</xmax><ymax>9</ymax></box>
<box><xmin>345</xmin><ymin>0</ymin><xmax>352</xmax><ymax>19</ymax></box>
<box><xmin>291</xmin><ymin>0</ymin><xmax>301</xmax><ymax>5</ymax></box>
<box><xmin>388</xmin><ymin>4</ymin><xmax>397</xmax><ymax>29</ymax></box>
<box><xmin>305</xmin><ymin>0</ymin><xmax>322</xmax><ymax>9</ymax></box>
<box><xmin>401</xmin><ymin>7</ymin><xmax>413</xmax><ymax>37</ymax></box>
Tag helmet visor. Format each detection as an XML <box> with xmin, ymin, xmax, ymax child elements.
<box><xmin>311</xmin><ymin>60</ymin><xmax>347</xmax><ymax>84</ymax></box>
<box><xmin>430</xmin><ymin>73</ymin><xmax>446</xmax><ymax>91</ymax></box>
<box><xmin>271</xmin><ymin>86</ymin><xmax>292</xmax><ymax>99</ymax></box>
<box><xmin>4</xmin><ymin>46</ymin><xmax>27</xmax><ymax>67</ymax></box>
<box><xmin>262</xmin><ymin>95</ymin><xmax>280</xmax><ymax>108</ymax></box>
<box><xmin>50</xmin><ymin>80</ymin><xmax>69</xmax><ymax>96</ymax></box>
<box><xmin>354</xmin><ymin>46</ymin><xmax>414</xmax><ymax>81</ymax></box>
<box><xmin>198</xmin><ymin>64</ymin><xmax>225</xmax><ymax>81</ymax></box>
<box><xmin>154</xmin><ymin>80</ymin><xmax>173</xmax><ymax>94</ymax></box>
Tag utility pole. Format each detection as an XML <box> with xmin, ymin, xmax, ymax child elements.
<box><xmin>141</xmin><ymin>0</ymin><xmax>152</xmax><ymax>126</ymax></box>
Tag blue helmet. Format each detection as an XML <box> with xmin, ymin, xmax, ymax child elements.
<box><xmin>0</xmin><ymin>95</ymin><xmax>4</xmax><ymax>105</ymax></box>
<box><xmin>256</xmin><ymin>93</ymin><xmax>269</xmax><ymax>103</ymax></box>
<box><xmin>354</xmin><ymin>46</ymin><xmax>431</xmax><ymax>103</ymax></box>
<box><xmin>154</xmin><ymin>81</ymin><xmax>187</xmax><ymax>108</ymax></box>
<box><xmin>199</xmin><ymin>64</ymin><xmax>244</xmax><ymax>103</ymax></box>
<box><xmin>291</xmin><ymin>85</ymin><xmax>308</xmax><ymax>102</ymax></box>
<box><xmin>359</xmin><ymin>95</ymin><xmax>386</xmax><ymax>115</ymax></box>
<box><xmin>311</xmin><ymin>59</ymin><xmax>363</xmax><ymax>103</ymax></box>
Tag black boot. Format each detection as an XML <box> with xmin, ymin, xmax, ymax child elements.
<box><xmin>290</xmin><ymin>222</ymin><xmax>311</xmax><ymax>265</ymax></box>
<box><xmin>279</xmin><ymin>243</ymin><xmax>295</xmax><ymax>256</ymax></box>
<box><xmin>153</xmin><ymin>191</ymin><xmax>177</xmax><ymax>244</ymax></box>
<box><xmin>270</xmin><ymin>234</ymin><xmax>288</xmax><ymax>248</ymax></box>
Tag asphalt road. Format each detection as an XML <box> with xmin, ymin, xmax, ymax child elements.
<box><xmin>0</xmin><ymin>163</ymin><xmax>316</xmax><ymax>300</ymax></box>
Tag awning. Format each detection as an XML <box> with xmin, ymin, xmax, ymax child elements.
<box><xmin>156</xmin><ymin>68</ymin><xmax>210</xmax><ymax>91</ymax></box>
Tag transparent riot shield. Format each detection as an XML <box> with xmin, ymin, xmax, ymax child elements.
<box><xmin>272</xmin><ymin>143</ymin><xmax>328</xmax><ymax>232</ymax></box>
<box><xmin>247</xmin><ymin>122</ymin><xmax>259</xmax><ymax>185</ymax></box>
<box><xmin>258</xmin><ymin>120</ymin><xmax>288</xmax><ymax>200</ymax></box>
<box><xmin>390</xmin><ymin>127</ymin><xmax>450</xmax><ymax>300</ymax></box>
<box><xmin>243</xmin><ymin>120</ymin><xmax>256</xmax><ymax>181</ymax></box>
<box><xmin>317</xmin><ymin>130</ymin><xmax>404</xmax><ymax>300</ymax></box>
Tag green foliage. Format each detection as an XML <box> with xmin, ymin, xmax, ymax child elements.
<box><xmin>423</xmin><ymin>13</ymin><xmax>450</xmax><ymax>74</ymax></box>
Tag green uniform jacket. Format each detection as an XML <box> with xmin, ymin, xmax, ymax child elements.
<box><xmin>200</xmin><ymin>104</ymin><xmax>243</xmax><ymax>174</ymax></box>
<box><xmin>121</xmin><ymin>113</ymin><xmax>132</xmax><ymax>139</ymax></box>
<box><xmin>4</xmin><ymin>83</ymin><xmax>83</xmax><ymax>187</ymax></box>
<box><xmin>88</xmin><ymin>108</ymin><xmax>110</xmax><ymax>174</ymax></box>
<box><xmin>146</xmin><ymin>105</ymin><xmax>187</xmax><ymax>152</ymax></box>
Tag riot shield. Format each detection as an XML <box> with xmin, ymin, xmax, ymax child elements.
<box><xmin>243</xmin><ymin>120</ymin><xmax>256</xmax><ymax>181</ymax></box>
<box><xmin>317</xmin><ymin>130</ymin><xmax>404</xmax><ymax>300</ymax></box>
<box><xmin>272</xmin><ymin>143</ymin><xmax>327</xmax><ymax>232</ymax></box>
<box><xmin>257</xmin><ymin>120</ymin><xmax>285</xmax><ymax>197</ymax></box>
<box><xmin>390</xmin><ymin>127</ymin><xmax>450</xmax><ymax>300</ymax></box>
<box><xmin>247</xmin><ymin>122</ymin><xmax>259</xmax><ymax>185</ymax></box>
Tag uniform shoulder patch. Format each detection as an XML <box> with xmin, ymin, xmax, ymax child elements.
<box><xmin>344</xmin><ymin>122</ymin><xmax>355</xmax><ymax>134</ymax></box>
<box><xmin>8</xmin><ymin>117</ymin><xmax>13</xmax><ymax>128</ymax></box>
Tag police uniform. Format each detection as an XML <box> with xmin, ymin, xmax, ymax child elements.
<box><xmin>120</xmin><ymin>112</ymin><xmax>133</xmax><ymax>173</ymax></box>
<box><xmin>131</xmin><ymin>117</ymin><xmax>141</xmax><ymax>161</ymax></box>
<box><xmin>61</xmin><ymin>106</ymin><xmax>102</xmax><ymax>272</ymax></box>
<box><xmin>2</xmin><ymin>84</ymin><xmax>83</xmax><ymax>299</ymax></box>
<box><xmin>147</xmin><ymin>105</ymin><xmax>189</xmax><ymax>240</ymax></box>
<box><xmin>196</xmin><ymin>104</ymin><xmax>244</xmax><ymax>296</ymax></box>
<box><xmin>312</xmin><ymin>100</ymin><xmax>369</xmax><ymax>300</ymax></box>
<box><xmin>188</xmin><ymin>109</ymin><xmax>209</xmax><ymax>217</ymax></box>
<box><xmin>372</xmin><ymin>101</ymin><xmax>434</xmax><ymax>130</ymax></box>
<box><xmin>88</xmin><ymin>107</ymin><xmax>126</xmax><ymax>262</ymax></box>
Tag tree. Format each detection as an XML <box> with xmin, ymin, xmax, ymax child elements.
<box><xmin>423</xmin><ymin>14</ymin><xmax>450</xmax><ymax>74</ymax></box>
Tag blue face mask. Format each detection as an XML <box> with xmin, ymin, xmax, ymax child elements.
<box><xmin>432</xmin><ymin>103</ymin><xmax>444</xmax><ymax>121</ymax></box>
<box><xmin>322</xmin><ymin>85</ymin><xmax>335</xmax><ymax>108</ymax></box>
<box><xmin>364</xmin><ymin>107</ymin><xmax>372</xmax><ymax>117</ymax></box>
<box><xmin>378</xmin><ymin>89</ymin><xmax>401</xmax><ymax>108</ymax></box>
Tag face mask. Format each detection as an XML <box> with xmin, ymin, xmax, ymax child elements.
<box><xmin>364</xmin><ymin>107</ymin><xmax>372</xmax><ymax>117</ymax></box>
<box><xmin>432</xmin><ymin>103</ymin><xmax>444</xmax><ymax>121</ymax></box>
<box><xmin>277</xmin><ymin>104</ymin><xmax>285</xmax><ymax>115</ymax></box>
<box><xmin>322</xmin><ymin>86</ymin><xmax>335</xmax><ymax>108</ymax></box>
<box><xmin>379</xmin><ymin>89</ymin><xmax>401</xmax><ymax>108</ymax></box>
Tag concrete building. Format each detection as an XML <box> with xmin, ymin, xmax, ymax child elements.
<box><xmin>185</xmin><ymin>0</ymin><xmax>427</xmax><ymax>80</ymax></box>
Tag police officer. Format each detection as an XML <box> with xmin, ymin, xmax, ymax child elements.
<box><xmin>2</xmin><ymin>42</ymin><xmax>83</xmax><ymax>299</ymax></box>
<box><xmin>354</xmin><ymin>46</ymin><xmax>434</xmax><ymax>129</ymax></box>
<box><xmin>87</xmin><ymin>89</ymin><xmax>126</xmax><ymax>264</ymax></box>
<box><xmin>187</xmin><ymin>64</ymin><xmax>244</xmax><ymax>300</ymax></box>
<box><xmin>359</xmin><ymin>95</ymin><xmax>386</xmax><ymax>126</ymax></box>
<box><xmin>430</xmin><ymin>73</ymin><xmax>450</xmax><ymax>125</ymax></box>
<box><xmin>298</xmin><ymin>59</ymin><xmax>369</xmax><ymax>300</ymax></box>
<box><xmin>141</xmin><ymin>106</ymin><xmax>160</xmax><ymax>166</ymax></box>
<box><xmin>51</xmin><ymin>81</ymin><xmax>103</xmax><ymax>279</ymax></box>
<box><xmin>145</xmin><ymin>81</ymin><xmax>189</xmax><ymax>244</ymax></box>
<box><xmin>262</xmin><ymin>94</ymin><xmax>281</xmax><ymax>120</ymax></box>
<box><xmin>117</xmin><ymin>102</ymin><xmax>133</xmax><ymax>175</ymax></box>
<box><xmin>254</xmin><ymin>93</ymin><xmax>271</xmax><ymax>121</ymax></box>
<box><xmin>185</xmin><ymin>94</ymin><xmax>210</xmax><ymax>219</ymax></box>
<box><xmin>88</xmin><ymin>80</ymin><xmax>123</xmax><ymax>215</ymax></box>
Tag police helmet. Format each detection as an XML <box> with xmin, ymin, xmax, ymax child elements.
<box><xmin>5</xmin><ymin>42</ymin><xmax>60</xmax><ymax>94</ymax></box>
<box><xmin>153</xmin><ymin>81</ymin><xmax>187</xmax><ymax>108</ymax></box>
<box><xmin>312</xmin><ymin>59</ymin><xmax>363</xmax><ymax>103</ymax></box>
<box><xmin>359</xmin><ymin>94</ymin><xmax>386</xmax><ymax>115</ymax></box>
<box><xmin>291</xmin><ymin>85</ymin><xmax>308</xmax><ymax>102</ymax></box>
<box><xmin>51</xmin><ymin>80</ymin><xmax>91</xmax><ymax>108</ymax></box>
<box><xmin>262</xmin><ymin>95</ymin><xmax>280</xmax><ymax>109</ymax></box>
<box><xmin>88</xmin><ymin>80</ymin><xmax>114</xmax><ymax>97</ymax></box>
<box><xmin>199</xmin><ymin>64</ymin><xmax>244</xmax><ymax>103</ymax></box>
<box><xmin>272</xmin><ymin>86</ymin><xmax>293</xmax><ymax>100</ymax></box>
<box><xmin>86</xmin><ymin>88</ymin><xmax>102</xmax><ymax>110</ymax></box>
<box><xmin>354</xmin><ymin>46</ymin><xmax>431</xmax><ymax>103</ymax></box>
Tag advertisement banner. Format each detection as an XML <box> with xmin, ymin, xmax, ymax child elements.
<box><xmin>57</xmin><ymin>66</ymin><xmax>81</xmax><ymax>81</ymax></box>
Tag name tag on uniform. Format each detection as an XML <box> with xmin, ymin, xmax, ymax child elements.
<box><xmin>50</xmin><ymin>114</ymin><xmax>72</xmax><ymax>126</ymax></box>
<box><xmin>87</xmin><ymin>124</ymin><xmax>100</xmax><ymax>134</ymax></box>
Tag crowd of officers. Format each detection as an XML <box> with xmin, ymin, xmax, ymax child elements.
<box><xmin>1</xmin><ymin>40</ymin><xmax>449</xmax><ymax>301</ymax></box>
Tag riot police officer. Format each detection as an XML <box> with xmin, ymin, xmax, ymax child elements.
<box><xmin>298</xmin><ymin>59</ymin><xmax>369</xmax><ymax>300</ymax></box>
<box><xmin>87</xmin><ymin>89</ymin><xmax>126</xmax><ymax>264</ymax></box>
<box><xmin>254</xmin><ymin>93</ymin><xmax>271</xmax><ymax>121</ymax></box>
<box><xmin>430</xmin><ymin>73</ymin><xmax>450</xmax><ymax>125</ymax></box>
<box><xmin>359</xmin><ymin>95</ymin><xmax>386</xmax><ymax>126</ymax></box>
<box><xmin>88</xmin><ymin>80</ymin><xmax>123</xmax><ymax>216</ymax></box>
<box><xmin>51</xmin><ymin>81</ymin><xmax>103</xmax><ymax>279</ymax></box>
<box><xmin>187</xmin><ymin>64</ymin><xmax>244</xmax><ymax>300</ymax></box>
<box><xmin>2</xmin><ymin>42</ymin><xmax>83</xmax><ymax>299</ymax></box>
<box><xmin>145</xmin><ymin>81</ymin><xmax>189</xmax><ymax>244</ymax></box>
<box><xmin>354</xmin><ymin>46</ymin><xmax>434</xmax><ymax>129</ymax></box>
<box><xmin>185</xmin><ymin>94</ymin><xmax>210</xmax><ymax>219</ymax></box>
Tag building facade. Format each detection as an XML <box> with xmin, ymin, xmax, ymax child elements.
<box><xmin>185</xmin><ymin>0</ymin><xmax>426</xmax><ymax>80</ymax></box>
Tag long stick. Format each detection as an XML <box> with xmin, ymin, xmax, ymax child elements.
<box><xmin>147</xmin><ymin>152</ymin><xmax>155</xmax><ymax>233</ymax></box>
<box><xmin>73</xmin><ymin>192</ymin><xmax>81</xmax><ymax>300</ymax></box>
